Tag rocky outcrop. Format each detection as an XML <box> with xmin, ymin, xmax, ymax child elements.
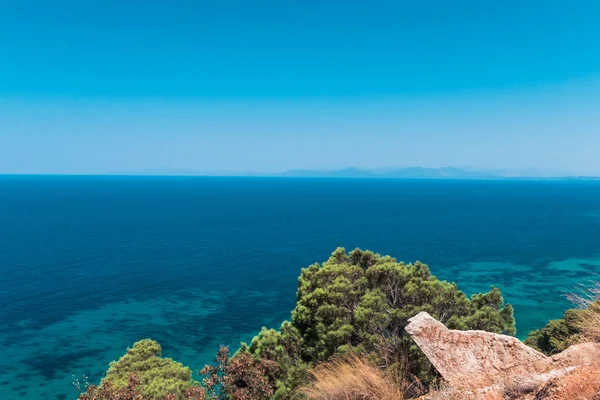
<box><xmin>406</xmin><ymin>312</ymin><xmax>600</xmax><ymax>395</ymax></box>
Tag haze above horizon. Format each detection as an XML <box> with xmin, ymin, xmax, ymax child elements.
<box><xmin>1</xmin><ymin>1</ymin><xmax>600</xmax><ymax>175</ymax></box>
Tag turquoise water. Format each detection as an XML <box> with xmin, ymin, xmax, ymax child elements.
<box><xmin>1</xmin><ymin>176</ymin><xmax>600</xmax><ymax>399</ymax></box>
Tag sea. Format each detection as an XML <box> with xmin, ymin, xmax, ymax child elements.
<box><xmin>1</xmin><ymin>175</ymin><xmax>600</xmax><ymax>399</ymax></box>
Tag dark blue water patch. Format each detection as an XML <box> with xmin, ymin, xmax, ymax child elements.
<box><xmin>23</xmin><ymin>348</ymin><xmax>100</xmax><ymax>380</ymax></box>
<box><xmin>1</xmin><ymin>176</ymin><xmax>600</xmax><ymax>400</ymax></box>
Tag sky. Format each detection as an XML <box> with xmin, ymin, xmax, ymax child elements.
<box><xmin>1</xmin><ymin>1</ymin><xmax>600</xmax><ymax>175</ymax></box>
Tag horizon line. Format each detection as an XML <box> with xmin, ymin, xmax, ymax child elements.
<box><xmin>1</xmin><ymin>173</ymin><xmax>599</xmax><ymax>181</ymax></box>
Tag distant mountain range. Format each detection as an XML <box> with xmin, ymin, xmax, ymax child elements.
<box><xmin>277</xmin><ymin>167</ymin><xmax>594</xmax><ymax>179</ymax></box>
<box><xmin>108</xmin><ymin>167</ymin><xmax>598</xmax><ymax>179</ymax></box>
<box><xmin>279</xmin><ymin>167</ymin><xmax>492</xmax><ymax>179</ymax></box>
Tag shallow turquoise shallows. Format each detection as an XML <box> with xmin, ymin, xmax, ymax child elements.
<box><xmin>1</xmin><ymin>176</ymin><xmax>600</xmax><ymax>399</ymax></box>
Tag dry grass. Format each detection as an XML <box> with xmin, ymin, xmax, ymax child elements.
<box><xmin>558</xmin><ymin>368</ymin><xmax>600</xmax><ymax>400</ymax></box>
<box><xmin>569</xmin><ymin>282</ymin><xmax>600</xmax><ymax>343</ymax></box>
<box><xmin>502</xmin><ymin>378</ymin><xmax>541</xmax><ymax>399</ymax></box>
<box><xmin>297</xmin><ymin>354</ymin><xmax>405</xmax><ymax>400</ymax></box>
<box><xmin>535</xmin><ymin>364</ymin><xmax>600</xmax><ymax>400</ymax></box>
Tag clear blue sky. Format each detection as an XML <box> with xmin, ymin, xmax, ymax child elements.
<box><xmin>1</xmin><ymin>1</ymin><xmax>599</xmax><ymax>175</ymax></box>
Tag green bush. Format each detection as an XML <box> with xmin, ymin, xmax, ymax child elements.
<box><xmin>100</xmin><ymin>339</ymin><xmax>196</xmax><ymax>399</ymax></box>
<box><xmin>525</xmin><ymin>309</ymin><xmax>582</xmax><ymax>355</ymax></box>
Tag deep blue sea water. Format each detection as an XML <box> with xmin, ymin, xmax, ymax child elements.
<box><xmin>1</xmin><ymin>176</ymin><xmax>600</xmax><ymax>399</ymax></box>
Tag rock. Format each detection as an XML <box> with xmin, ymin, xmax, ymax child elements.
<box><xmin>405</xmin><ymin>312</ymin><xmax>600</xmax><ymax>392</ymax></box>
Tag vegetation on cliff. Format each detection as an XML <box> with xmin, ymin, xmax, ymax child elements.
<box><xmin>526</xmin><ymin>283</ymin><xmax>600</xmax><ymax>355</ymax></box>
<box><xmin>79</xmin><ymin>248</ymin><xmax>516</xmax><ymax>399</ymax></box>
<box><xmin>525</xmin><ymin>310</ymin><xmax>582</xmax><ymax>355</ymax></box>
<box><xmin>77</xmin><ymin>339</ymin><xmax>199</xmax><ymax>400</ymax></box>
<box><xmin>240</xmin><ymin>247</ymin><xmax>514</xmax><ymax>397</ymax></box>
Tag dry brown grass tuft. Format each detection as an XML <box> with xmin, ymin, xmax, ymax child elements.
<box><xmin>569</xmin><ymin>282</ymin><xmax>600</xmax><ymax>343</ymax></box>
<box><xmin>297</xmin><ymin>354</ymin><xmax>405</xmax><ymax>400</ymax></box>
<box><xmin>502</xmin><ymin>378</ymin><xmax>541</xmax><ymax>400</ymax></box>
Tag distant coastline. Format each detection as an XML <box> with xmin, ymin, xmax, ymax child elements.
<box><xmin>275</xmin><ymin>167</ymin><xmax>600</xmax><ymax>180</ymax></box>
<box><xmin>2</xmin><ymin>166</ymin><xmax>600</xmax><ymax>180</ymax></box>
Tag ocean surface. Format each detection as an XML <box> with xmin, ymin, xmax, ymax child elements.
<box><xmin>1</xmin><ymin>176</ymin><xmax>600</xmax><ymax>399</ymax></box>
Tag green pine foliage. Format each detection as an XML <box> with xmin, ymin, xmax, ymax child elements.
<box><xmin>525</xmin><ymin>309</ymin><xmax>582</xmax><ymax>355</ymax></box>
<box><xmin>100</xmin><ymin>339</ymin><xmax>196</xmax><ymax>399</ymax></box>
<box><xmin>239</xmin><ymin>322</ymin><xmax>311</xmax><ymax>399</ymax></box>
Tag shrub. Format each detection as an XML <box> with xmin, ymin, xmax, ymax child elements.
<box><xmin>238</xmin><ymin>322</ymin><xmax>311</xmax><ymax>399</ymax></box>
<box><xmin>526</xmin><ymin>282</ymin><xmax>600</xmax><ymax>355</ymax></box>
<box><xmin>77</xmin><ymin>374</ymin><xmax>144</xmax><ymax>400</ymax></box>
<box><xmin>77</xmin><ymin>374</ymin><xmax>207</xmax><ymax>400</ymax></box>
<box><xmin>83</xmin><ymin>339</ymin><xmax>197</xmax><ymax>400</ymax></box>
<box><xmin>200</xmin><ymin>345</ymin><xmax>278</xmax><ymax>400</ymax></box>
<box><xmin>568</xmin><ymin>282</ymin><xmax>600</xmax><ymax>343</ymax></box>
<box><xmin>525</xmin><ymin>311</ymin><xmax>581</xmax><ymax>355</ymax></box>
